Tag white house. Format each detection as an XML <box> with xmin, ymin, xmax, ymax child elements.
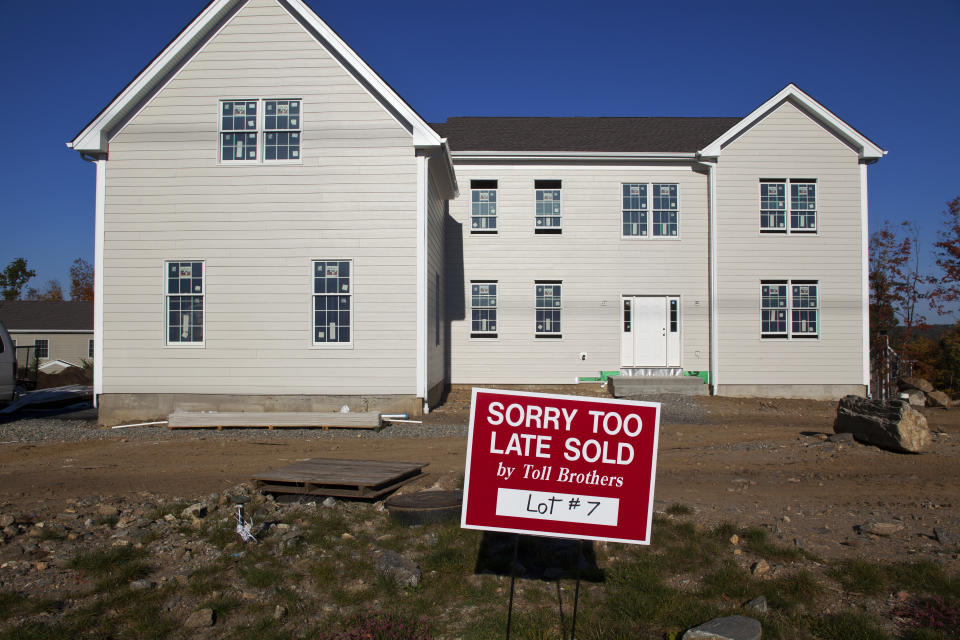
<box><xmin>68</xmin><ymin>0</ymin><xmax>884</xmax><ymax>425</ymax></box>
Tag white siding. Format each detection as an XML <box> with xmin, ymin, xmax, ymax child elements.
<box><xmin>426</xmin><ymin>156</ymin><xmax>447</xmax><ymax>394</ymax></box>
<box><xmin>715</xmin><ymin>99</ymin><xmax>864</xmax><ymax>386</ymax></box>
<box><xmin>10</xmin><ymin>332</ymin><xmax>93</xmax><ymax>366</ymax></box>
<box><xmin>446</xmin><ymin>164</ymin><xmax>711</xmax><ymax>384</ymax></box>
<box><xmin>101</xmin><ymin>0</ymin><xmax>418</xmax><ymax>395</ymax></box>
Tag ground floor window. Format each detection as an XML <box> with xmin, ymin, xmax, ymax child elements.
<box><xmin>313</xmin><ymin>260</ymin><xmax>351</xmax><ymax>345</ymax></box>
<box><xmin>470</xmin><ymin>281</ymin><xmax>497</xmax><ymax>338</ymax></box>
<box><xmin>166</xmin><ymin>261</ymin><xmax>204</xmax><ymax>345</ymax></box>
<box><xmin>535</xmin><ymin>281</ymin><xmax>562</xmax><ymax>338</ymax></box>
<box><xmin>88</xmin><ymin>339</ymin><xmax>94</xmax><ymax>358</ymax></box>
<box><xmin>34</xmin><ymin>339</ymin><xmax>48</xmax><ymax>359</ymax></box>
<box><xmin>761</xmin><ymin>279</ymin><xmax>819</xmax><ymax>339</ymax></box>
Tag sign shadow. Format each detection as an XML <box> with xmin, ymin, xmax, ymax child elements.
<box><xmin>473</xmin><ymin>531</ymin><xmax>604</xmax><ymax>583</ymax></box>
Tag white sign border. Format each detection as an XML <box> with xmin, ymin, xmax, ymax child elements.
<box><xmin>460</xmin><ymin>387</ymin><xmax>662</xmax><ymax>545</ymax></box>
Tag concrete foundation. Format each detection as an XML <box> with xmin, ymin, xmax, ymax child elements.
<box><xmin>716</xmin><ymin>384</ymin><xmax>867</xmax><ymax>401</ymax></box>
<box><xmin>97</xmin><ymin>393</ymin><xmax>423</xmax><ymax>427</ymax></box>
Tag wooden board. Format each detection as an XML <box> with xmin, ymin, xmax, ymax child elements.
<box><xmin>251</xmin><ymin>458</ymin><xmax>428</xmax><ymax>499</ymax></box>
<box><xmin>167</xmin><ymin>411</ymin><xmax>381</xmax><ymax>430</ymax></box>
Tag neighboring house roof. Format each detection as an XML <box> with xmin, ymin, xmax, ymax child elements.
<box><xmin>431</xmin><ymin>117</ymin><xmax>741</xmax><ymax>154</ymax></box>
<box><xmin>0</xmin><ymin>301</ymin><xmax>94</xmax><ymax>332</ymax></box>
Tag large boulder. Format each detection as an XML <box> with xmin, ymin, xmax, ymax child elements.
<box><xmin>899</xmin><ymin>376</ymin><xmax>934</xmax><ymax>393</ymax></box>
<box><xmin>835</xmin><ymin>396</ymin><xmax>930</xmax><ymax>453</ymax></box>
<box><xmin>926</xmin><ymin>390</ymin><xmax>952</xmax><ymax>409</ymax></box>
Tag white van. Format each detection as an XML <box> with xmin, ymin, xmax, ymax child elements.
<box><xmin>0</xmin><ymin>321</ymin><xmax>15</xmax><ymax>404</ymax></box>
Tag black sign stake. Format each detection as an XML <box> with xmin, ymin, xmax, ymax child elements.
<box><xmin>505</xmin><ymin>533</ymin><xmax>520</xmax><ymax>640</ymax></box>
<box><xmin>570</xmin><ymin>538</ymin><xmax>583</xmax><ymax>640</ymax></box>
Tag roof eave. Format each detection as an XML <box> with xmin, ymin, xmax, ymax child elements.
<box><xmin>450</xmin><ymin>150</ymin><xmax>698</xmax><ymax>162</ymax></box>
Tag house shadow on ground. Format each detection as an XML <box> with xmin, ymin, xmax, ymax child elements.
<box><xmin>473</xmin><ymin>531</ymin><xmax>604</xmax><ymax>582</ymax></box>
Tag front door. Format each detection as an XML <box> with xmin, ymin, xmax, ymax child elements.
<box><xmin>621</xmin><ymin>296</ymin><xmax>680</xmax><ymax>368</ymax></box>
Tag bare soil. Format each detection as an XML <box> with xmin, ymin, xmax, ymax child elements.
<box><xmin>0</xmin><ymin>387</ymin><xmax>957</xmax><ymax>569</ymax></box>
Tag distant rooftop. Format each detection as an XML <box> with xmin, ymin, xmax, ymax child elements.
<box><xmin>430</xmin><ymin>117</ymin><xmax>742</xmax><ymax>153</ymax></box>
<box><xmin>0</xmin><ymin>301</ymin><xmax>93</xmax><ymax>332</ymax></box>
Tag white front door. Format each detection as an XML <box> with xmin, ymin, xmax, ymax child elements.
<box><xmin>621</xmin><ymin>296</ymin><xmax>680</xmax><ymax>368</ymax></box>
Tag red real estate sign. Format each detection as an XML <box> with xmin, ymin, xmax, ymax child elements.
<box><xmin>461</xmin><ymin>388</ymin><xmax>661</xmax><ymax>545</ymax></box>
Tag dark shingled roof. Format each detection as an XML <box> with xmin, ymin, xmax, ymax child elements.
<box><xmin>0</xmin><ymin>301</ymin><xmax>93</xmax><ymax>332</ymax></box>
<box><xmin>431</xmin><ymin>117</ymin><xmax>742</xmax><ymax>153</ymax></box>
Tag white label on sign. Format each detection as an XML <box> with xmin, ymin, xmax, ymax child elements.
<box><xmin>495</xmin><ymin>488</ymin><xmax>619</xmax><ymax>526</ymax></box>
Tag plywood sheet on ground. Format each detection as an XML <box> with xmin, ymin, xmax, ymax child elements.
<box><xmin>251</xmin><ymin>457</ymin><xmax>428</xmax><ymax>499</ymax></box>
<box><xmin>167</xmin><ymin>411</ymin><xmax>381</xmax><ymax>429</ymax></box>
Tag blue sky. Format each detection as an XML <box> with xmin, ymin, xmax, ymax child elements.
<box><xmin>1</xmin><ymin>0</ymin><xmax>957</xmax><ymax>316</ymax></box>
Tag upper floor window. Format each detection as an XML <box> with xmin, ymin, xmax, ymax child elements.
<box><xmin>471</xmin><ymin>180</ymin><xmax>498</xmax><ymax>233</ymax></box>
<box><xmin>760</xmin><ymin>180</ymin><xmax>817</xmax><ymax>233</ymax></box>
<box><xmin>535</xmin><ymin>180</ymin><xmax>562</xmax><ymax>233</ymax></box>
<box><xmin>313</xmin><ymin>260</ymin><xmax>351</xmax><ymax>345</ymax></box>
<box><xmin>535</xmin><ymin>281</ymin><xmax>562</xmax><ymax>338</ymax></box>
<box><xmin>470</xmin><ymin>281</ymin><xmax>497</xmax><ymax>338</ymax></box>
<box><xmin>761</xmin><ymin>279</ymin><xmax>819</xmax><ymax>339</ymax></box>
<box><xmin>166</xmin><ymin>261</ymin><xmax>204</xmax><ymax>345</ymax></box>
<box><xmin>220</xmin><ymin>99</ymin><xmax>301</xmax><ymax>163</ymax></box>
<box><xmin>622</xmin><ymin>183</ymin><xmax>678</xmax><ymax>237</ymax></box>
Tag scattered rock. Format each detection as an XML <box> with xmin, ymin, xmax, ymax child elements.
<box><xmin>729</xmin><ymin>534</ymin><xmax>739</xmax><ymax>545</ymax></box>
<box><xmin>0</xmin><ymin>514</ymin><xmax>14</xmax><ymax>528</ymax></box>
<box><xmin>934</xmin><ymin>527</ymin><xmax>955</xmax><ymax>545</ymax></box>
<box><xmin>374</xmin><ymin>550</ymin><xmax>421</xmax><ymax>587</ymax></box>
<box><xmin>273</xmin><ymin>604</ymin><xmax>287</xmax><ymax>620</ymax></box>
<box><xmin>185</xmin><ymin>608</ymin><xmax>215</xmax><ymax>628</ymax></box>
<box><xmin>827</xmin><ymin>432</ymin><xmax>855</xmax><ymax>444</ymax></box>
<box><xmin>860</xmin><ymin>521</ymin><xmax>904</xmax><ymax>537</ymax></box>
<box><xmin>744</xmin><ymin>595</ymin><xmax>768</xmax><ymax>613</ymax></box>
<box><xmin>97</xmin><ymin>505</ymin><xmax>119</xmax><ymax>518</ymax></box>
<box><xmin>903</xmin><ymin>390</ymin><xmax>926</xmax><ymax>407</ymax></box>
<box><xmin>926</xmin><ymin>391</ymin><xmax>952</xmax><ymax>409</ymax></box>
<box><xmin>835</xmin><ymin>396</ymin><xmax>931</xmax><ymax>453</ymax></box>
<box><xmin>322</xmin><ymin>497</ymin><xmax>337</xmax><ymax>508</ymax></box>
<box><xmin>899</xmin><ymin>376</ymin><xmax>934</xmax><ymax>393</ymax></box>
<box><xmin>749</xmin><ymin>560</ymin><xmax>770</xmax><ymax>577</ymax></box>
<box><xmin>130</xmin><ymin>579</ymin><xmax>154</xmax><ymax>591</ymax></box>
<box><xmin>682</xmin><ymin>614</ymin><xmax>762</xmax><ymax>640</ymax></box>
<box><xmin>181</xmin><ymin>504</ymin><xmax>207</xmax><ymax>520</ymax></box>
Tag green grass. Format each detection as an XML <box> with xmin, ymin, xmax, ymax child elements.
<box><xmin>666</xmin><ymin>503</ymin><xmax>693</xmax><ymax>516</ymax></box>
<box><xmin>830</xmin><ymin>559</ymin><xmax>960</xmax><ymax>600</ymax></box>
<box><xmin>740</xmin><ymin>526</ymin><xmax>806</xmax><ymax>562</ymax></box>
<box><xmin>809</xmin><ymin>612</ymin><xmax>889</xmax><ymax>640</ymax></box>
<box><xmin>93</xmin><ymin>514</ymin><xmax>118</xmax><ymax>528</ymax></box>
<box><xmin>68</xmin><ymin>545</ymin><xmax>152</xmax><ymax>592</ymax></box>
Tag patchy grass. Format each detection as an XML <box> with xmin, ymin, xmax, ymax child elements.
<box><xmin>666</xmin><ymin>503</ymin><xmax>693</xmax><ymax>516</ymax></box>
<box><xmin>809</xmin><ymin>612</ymin><xmax>889</xmax><ymax>640</ymax></box>
<box><xmin>831</xmin><ymin>559</ymin><xmax>960</xmax><ymax>600</ymax></box>
<box><xmin>68</xmin><ymin>545</ymin><xmax>152</xmax><ymax>592</ymax></box>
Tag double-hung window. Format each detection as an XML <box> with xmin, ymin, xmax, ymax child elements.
<box><xmin>622</xmin><ymin>183</ymin><xmax>679</xmax><ymax>237</ymax></box>
<box><xmin>760</xmin><ymin>179</ymin><xmax>817</xmax><ymax>233</ymax></box>
<box><xmin>313</xmin><ymin>260</ymin><xmax>351</xmax><ymax>345</ymax></box>
<box><xmin>761</xmin><ymin>279</ymin><xmax>819</xmax><ymax>339</ymax></box>
<box><xmin>471</xmin><ymin>180</ymin><xmax>498</xmax><ymax>232</ymax></box>
<box><xmin>34</xmin><ymin>339</ymin><xmax>48</xmax><ymax>359</ymax></box>
<box><xmin>535</xmin><ymin>281</ymin><xmax>562</xmax><ymax>338</ymax></box>
<box><xmin>220</xmin><ymin>99</ymin><xmax>301</xmax><ymax>163</ymax></box>
<box><xmin>535</xmin><ymin>180</ymin><xmax>562</xmax><ymax>233</ymax></box>
<box><xmin>470</xmin><ymin>281</ymin><xmax>497</xmax><ymax>338</ymax></box>
<box><xmin>88</xmin><ymin>339</ymin><xmax>94</xmax><ymax>358</ymax></box>
<box><xmin>166</xmin><ymin>261</ymin><xmax>204</xmax><ymax>345</ymax></box>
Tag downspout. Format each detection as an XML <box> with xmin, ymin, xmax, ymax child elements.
<box><xmin>80</xmin><ymin>152</ymin><xmax>106</xmax><ymax>408</ymax></box>
<box><xmin>415</xmin><ymin>151</ymin><xmax>431</xmax><ymax>413</ymax></box>
<box><xmin>860</xmin><ymin>162</ymin><xmax>870</xmax><ymax>396</ymax></box>
<box><xmin>703</xmin><ymin>160</ymin><xmax>720</xmax><ymax>395</ymax></box>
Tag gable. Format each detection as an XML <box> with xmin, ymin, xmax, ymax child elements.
<box><xmin>69</xmin><ymin>0</ymin><xmax>444</xmax><ymax>155</ymax></box>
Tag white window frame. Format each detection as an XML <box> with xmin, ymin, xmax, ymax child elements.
<box><xmin>165</xmin><ymin>260</ymin><xmax>205</xmax><ymax>347</ymax></box>
<box><xmin>535</xmin><ymin>281</ymin><xmax>562</xmax><ymax>338</ymax></box>
<box><xmin>470</xmin><ymin>180</ymin><xmax>498</xmax><ymax>233</ymax></box>
<box><xmin>219</xmin><ymin>98</ymin><xmax>302</xmax><ymax>165</ymax></box>
<box><xmin>312</xmin><ymin>260</ymin><xmax>353</xmax><ymax>348</ymax></box>
<box><xmin>534</xmin><ymin>180</ymin><xmax>562</xmax><ymax>233</ymax></box>
<box><xmin>621</xmin><ymin>183</ymin><xmax>680</xmax><ymax>239</ymax></box>
<box><xmin>470</xmin><ymin>280</ymin><xmax>498</xmax><ymax>339</ymax></box>
<box><xmin>34</xmin><ymin>339</ymin><xmax>48</xmax><ymax>359</ymax></box>
<box><xmin>759</xmin><ymin>179</ymin><xmax>817</xmax><ymax>234</ymax></box>
<box><xmin>760</xmin><ymin>279</ymin><xmax>819</xmax><ymax>339</ymax></box>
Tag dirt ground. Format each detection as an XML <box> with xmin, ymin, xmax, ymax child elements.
<box><xmin>0</xmin><ymin>387</ymin><xmax>957</xmax><ymax>570</ymax></box>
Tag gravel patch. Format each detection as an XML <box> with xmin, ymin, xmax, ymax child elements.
<box><xmin>0</xmin><ymin>406</ymin><xmax>467</xmax><ymax>445</ymax></box>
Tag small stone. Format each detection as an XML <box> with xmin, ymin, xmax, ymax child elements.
<box><xmin>0</xmin><ymin>515</ymin><xmax>14</xmax><ymax>528</ymax></box>
<box><xmin>729</xmin><ymin>534</ymin><xmax>739</xmax><ymax>545</ymax></box>
<box><xmin>163</xmin><ymin>514</ymin><xmax>176</xmax><ymax>522</ymax></box>
<box><xmin>782</xmin><ymin>515</ymin><xmax>791</xmax><ymax>523</ymax></box>
<box><xmin>97</xmin><ymin>505</ymin><xmax>119</xmax><ymax>518</ymax></box>
<box><xmin>341</xmin><ymin>532</ymin><xmax>354</xmax><ymax>541</ymax></box>
<box><xmin>34</xmin><ymin>561</ymin><xmax>48</xmax><ymax>571</ymax></box>
<box><xmin>861</xmin><ymin>521</ymin><xmax>904</xmax><ymax>537</ymax></box>
<box><xmin>322</xmin><ymin>497</ymin><xmax>337</xmax><ymax>508</ymax></box>
<box><xmin>744</xmin><ymin>595</ymin><xmax>768</xmax><ymax>613</ymax></box>
<box><xmin>374</xmin><ymin>550</ymin><xmax>421</xmax><ymax>587</ymax></box>
<box><xmin>733</xmin><ymin>549</ymin><xmax>743</xmax><ymax>556</ymax></box>
<box><xmin>130</xmin><ymin>579</ymin><xmax>154</xmax><ymax>591</ymax></box>
<box><xmin>828</xmin><ymin>432</ymin><xmax>855</xmax><ymax>443</ymax></box>
<box><xmin>185</xmin><ymin>608</ymin><xmax>215</xmax><ymax>628</ymax></box>
<box><xmin>682</xmin><ymin>615</ymin><xmax>762</xmax><ymax>640</ymax></box>
<box><xmin>934</xmin><ymin>527</ymin><xmax>955</xmax><ymax>545</ymax></box>
<box><xmin>750</xmin><ymin>559</ymin><xmax>770</xmax><ymax>577</ymax></box>
<box><xmin>273</xmin><ymin>605</ymin><xmax>287</xmax><ymax>620</ymax></box>
<box><xmin>181</xmin><ymin>504</ymin><xmax>207</xmax><ymax>520</ymax></box>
